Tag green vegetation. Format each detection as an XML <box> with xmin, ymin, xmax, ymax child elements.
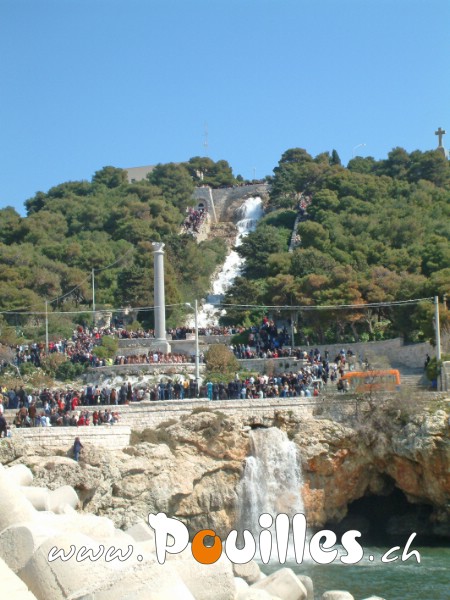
<box><xmin>0</xmin><ymin>159</ymin><xmax>233</xmax><ymax>340</ymax></box>
<box><xmin>222</xmin><ymin>147</ymin><xmax>449</xmax><ymax>343</ymax></box>
<box><xmin>1</xmin><ymin>147</ymin><xmax>448</xmax><ymax>347</ymax></box>
<box><xmin>204</xmin><ymin>344</ymin><xmax>239</xmax><ymax>382</ymax></box>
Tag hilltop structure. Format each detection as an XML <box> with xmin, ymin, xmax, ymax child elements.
<box><xmin>435</xmin><ymin>126</ymin><xmax>448</xmax><ymax>158</ymax></box>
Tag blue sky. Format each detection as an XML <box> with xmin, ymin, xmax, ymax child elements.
<box><xmin>1</xmin><ymin>0</ymin><xmax>449</xmax><ymax>214</ymax></box>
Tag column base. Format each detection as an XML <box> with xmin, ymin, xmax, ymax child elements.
<box><xmin>150</xmin><ymin>339</ymin><xmax>172</xmax><ymax>353</ymax></box>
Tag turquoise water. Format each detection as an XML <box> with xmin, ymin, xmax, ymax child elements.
<box><xmin>263</xmin><ymin>546</ymin><xmax>450</xmax><ymax>600</ymax></box>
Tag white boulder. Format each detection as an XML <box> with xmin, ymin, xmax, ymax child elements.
<box><xmin>6</xmin><ymin>464</ymin><xmax>34</xmax><ymax>486</ymax></box>
<box><xmin>233</xmin><ymin>559</ymin><xmax>262</xmax><ymax>584</ymax></box>
<box><xmin>20</xmin><ymin>487</ymin><xmax>50</xmax><ymax>511</ymax></box>
<box><xmin>297</xmin><ymin>575</ymin><xmax>314</xmax><ymax>600</ymax></box>
<box><xmin>0</xmin><ymin>556</ymin><xmax>38</xmax><ymax>600</ymax></box>
<box><xmin>251</xmin><ymin>568</ymin><xmax>308</xmax><ymax>600</ymax></box>
<box><xmin>170</xmin><ymin>553</ymin><xmax>236</xmax><ymax>600</ymax></box>
<box><xmin>0</xmin><ymin>464</ymin><xmax>36</xmax><ymax>533</ymax></box>
<box><xmin>47</xmin><ymin>485</ymin><xmax>79</xmax><ymax>513</ymax></box>
<box><xmin>0</xmin><ymin>522</ymin><xmax>60</xmax><ymax>572</ymax></box>
<box><xmin>321</xmin><ymin>592</ymin><xmax>355</xmax><ymax>600</ymax></box>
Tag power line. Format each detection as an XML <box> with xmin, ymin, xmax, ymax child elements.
<box><xmin>0</xmin><ymin>297</ymin><xmax>434</xmax><ymax>318</ymax></box>
<box><xmin>0</xmin><ymin>247</ymin><xmax>135</xmax><ymax>314</ymax></box>
<box><xmin>208</xmin><ymin>298</ymin><xmax>435</xmax><ymax>311</ymax></box>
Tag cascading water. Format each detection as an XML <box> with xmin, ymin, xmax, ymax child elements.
<box><xmin>238</xmin><ymin>427</ymin><xmax>305</xmax><ymax>534</ymax></box>
<box><xmin>192</xmin><ymin>196</ymin><xmax>264</xmax><ymax>327</ymax></box>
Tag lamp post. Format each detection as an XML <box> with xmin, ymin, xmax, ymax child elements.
<box><xmin>186</xmin><ymin>301</ymin><xmax>200</xmax><ymax>392</ymax></box>
<box><xmin>434</xmin><ymin>296</ymin><xmax>442</xmax><ymax>391</ymax></box>
<box><xmin>92</xmin><ymin>268</ymin><xmax>96</xmax><ymax>327</ymax></box>
<box><xmin>352</xmin><ymin>143</ymin><xmax>366</xmax><ymax>158</ymax></box>
<box><xmin>45</xmin><ymin>300</ymin><xmax>49</xmax><ymax>352</ymax></box>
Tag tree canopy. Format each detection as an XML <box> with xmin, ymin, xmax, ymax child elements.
<box><xmin>223</xmin><ymin>146</ymin><xmax>449</xmax><ymax>343</ymax></box>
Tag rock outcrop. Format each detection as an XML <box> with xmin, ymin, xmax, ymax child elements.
<box><xmin>1</xmin><ymin>400</ymin><xmax>449</xmax><ymax>541</ymax></box>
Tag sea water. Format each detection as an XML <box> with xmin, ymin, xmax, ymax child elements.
<box><xmin>263</xmin><ymin>545</ymin><xmax>450</xmax><ymax>600</ymax></box>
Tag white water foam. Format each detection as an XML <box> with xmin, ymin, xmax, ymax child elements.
<box><xmin>190</xmin><ymin>196</ymin><xmax>264</xmax><ymax>328</ymax></box>
<box><xmin>237</xmin><ymin>427</ymin><xmax>309</xmax><ymax>563</ymax></box>
<box><xmin>238</xmin><ymin>427</ymin><xmax>305</xmax><ymax>529</ymax></box>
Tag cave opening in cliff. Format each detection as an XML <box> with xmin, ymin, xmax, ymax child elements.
<box><xmin>330</xmin><ymin>484</ymin><xmax>437</xmax><ymax>546</ymax></box>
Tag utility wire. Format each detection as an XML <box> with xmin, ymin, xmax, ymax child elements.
<box><xmin>0</xmin><ymin>298</ymin><xmax>434</xmax><ymax>317</ymax></box>
<box><xmin>0</xmin><ymin>246</ymin><xmax>135</xmax><ymax>314</ymax></box>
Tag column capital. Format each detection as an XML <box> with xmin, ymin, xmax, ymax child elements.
<box><xmin>152</xmin><ymin>242</ymin><xmax>165</xmax><ymax>253</ymax></box>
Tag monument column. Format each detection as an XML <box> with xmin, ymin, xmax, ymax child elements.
<box><xmin>152</xmin><ymin>242</ymin><xmax>170</xmax><ymax>351</ymax></box>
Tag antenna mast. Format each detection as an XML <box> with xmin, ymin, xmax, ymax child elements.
<box><xmin>203</xmin><ymin>122</ymin><xmax>209</xmax><ymax>156</ymax></box>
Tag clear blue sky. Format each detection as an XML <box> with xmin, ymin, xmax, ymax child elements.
<box><xmin>1</xmin><ymin>0</ymin><xmax>449</xmax><ymax>214</ymax></box>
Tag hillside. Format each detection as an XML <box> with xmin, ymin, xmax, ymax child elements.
<box><xmin>222</xmin><ymin>147</ymin><xmax>449</xmax><ymax>344</ymax></box>
<box><xmin>0</xmin><ymin>160</ymin><xmax>237</xmax><ymax>341</ymax></box>
<box><xmin>0</xmin><ymin>148</ymin><xmax>448</xmax><ymax>347</ymax></box>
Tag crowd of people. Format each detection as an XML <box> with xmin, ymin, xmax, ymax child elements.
<box><xmin>113</xmin><ymin>351</ymin><xmax>203</xmax><ymax>365</ymax></box>
<box><xmin>183</xmin><ymin>205</ymin><xmax>208</xmax><ymax>234</ymax></box>
<box><xmin>6</xmin><ymin>322</ymin><xmax>246</xmax><ymax>374</ymax></box>
<box><xmin>0</xmin><ymin>384</ymin><xmax>121</xmax><ymax>431</ymax></box>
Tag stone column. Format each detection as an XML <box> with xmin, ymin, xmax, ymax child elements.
<box><xmin>152</xmin><ymin>242</ymin><xmax>171</xmax><ymax>352</ymax></box>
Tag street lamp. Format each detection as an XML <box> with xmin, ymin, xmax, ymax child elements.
<box><xmin>185</xmin><ymin>300</ymin><xmax>200</xmax><ymax>392</ymax></box>
<box><xmin>352</xmin><ymin>143</ymin><xmax>366</xmax><ymax>158</ymax></box>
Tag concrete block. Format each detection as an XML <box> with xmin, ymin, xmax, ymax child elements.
<box><xmin>235</xmin><ymin>576</ymin><xmax>250</xmax><ymax>591</ymax></box>
<box><xmin>297</xmin><ymin>575</ymin><xmax>314</xmax><ymax>600</ymax></box>
<box><xmin>126</xmin><ymin>520</ymin><xmax>156</xmax><ymax>543</ymax></box>
<box><xmin>6</xmin><ymin>464</ymin><xmax>34</xmax><ymax>486</ymax></box>
<box><xmin>0</xmin><ymin>465</ymin><xmax>36</xmax><ymax>533</ymax></box>
<box><xmin>321</xmin><ymin>592</ymin><xmax>355</xmax><ymax>600</ymax></box>
<box><xmin>0</xmin><ymin>522</ymin><xmax>60</xmax><ymax>572</ymax></box>
<box><xmin>75</xmin><ymin>561</ymin><xmax>196</xmax><ymax>600</ymax></box>
<box><xmin>38</xmin><ymin>510</ymin><xmax>118</xmax><ymax>541</ymax></box>
<box><xmin>47</xmin><ymin>485</ymin><xmax>79</xmax><ymax>513</ymax></box>
<box><xmin>233</xmin><ymin>559</ymin><xmax>262</xmax><ymax>584</ymax></box>
<box><xmin>171</xmin><ymin>553</ymin><xmax>236</xmax><ymax>600</ymax></box>
<box><xmin>252</xmin><ymin>568</ymin><xmax>307</xmax><ymax>600</ymax></box>
<box><xmin>236</xmin><ymin>590</ymin><xmax>273</xmax><ymax>600</ymax></box>
<box><xmin>0</xmin><ymin>556</ymin><xmax>39</xmax><ymax>600</ymax></box>
<box><xmin>18</xmin><ymin>532</ymin><xmax>138</xmax><ymax>600</ymax></box>
<box><xmin>20</xmin><ymin>487</ymin><xmax>50</xmax><ymax>511</ymax></box>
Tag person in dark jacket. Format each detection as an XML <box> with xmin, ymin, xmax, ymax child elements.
<box><xmin>73</xmin><ymin>437</ymin><xmax>83</xmax><ymax>461</ymax></box>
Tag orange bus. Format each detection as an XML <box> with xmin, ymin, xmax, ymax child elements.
<box><xmin>340</xmin><ymin>369</ymin><xmax>401</xmax><ymax>392</ymax></box>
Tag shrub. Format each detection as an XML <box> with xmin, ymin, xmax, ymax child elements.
<box><xmin>204</xmin><ymin>344</ymin><xmax>239</xmax><ymax>376</ymax></box>
<box><xmin>55</xmin><ymin>361</ymin><xmax>86</xmax><ymax>381</ymax></box>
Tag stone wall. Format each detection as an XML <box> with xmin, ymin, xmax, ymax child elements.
<box><xmin>11</xmin><ymin>425</ymin><xmax>131</xmax><ymax>450</ymax></box>
<box><xmin>194</xmin><ymin>183</ymin><xmax>270</xmax><ymax>222</ymax></box>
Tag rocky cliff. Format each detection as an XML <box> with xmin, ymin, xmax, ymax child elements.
<box><xmin>1</xmin><ymin>398</ymin><xmax>449</xmax><ymax>542</ymax></box>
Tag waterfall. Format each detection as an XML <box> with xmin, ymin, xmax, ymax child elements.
<box><xmin>192</xmin><ymin>196</ymin><xmax>264</xmax><ymax>327</ymax></box>
<box><xmin>238</xmin><ymin>427</ymin><xmax>305</xmax><ymax>535</ymax></box>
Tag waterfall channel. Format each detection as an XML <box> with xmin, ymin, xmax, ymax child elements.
<box><xmin>238</xmin><ymin>427</ymin><xmax>305</xmax><ymax>533</ymax></box>
<box><xmin>193</xmin><ymin>196</ymin><xmax>264</xmax><ymax>328</ymax></box>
